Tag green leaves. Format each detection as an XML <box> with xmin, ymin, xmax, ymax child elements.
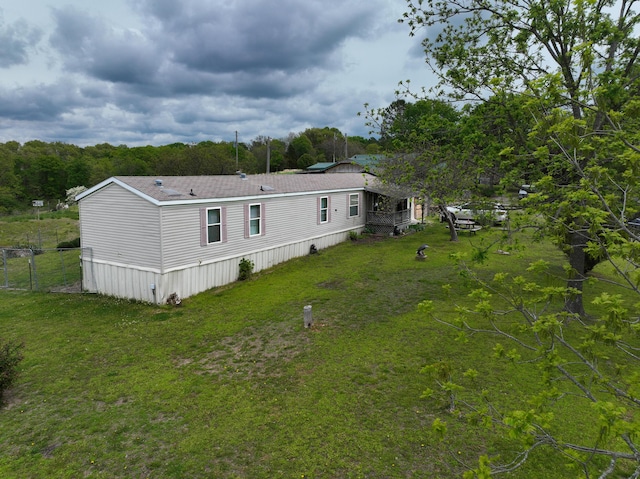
<box><xmin>431</xmin><ymin>417</ymin><xmax>448</xmax><ymax>439</ymax></box>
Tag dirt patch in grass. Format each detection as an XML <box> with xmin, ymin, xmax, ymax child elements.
<box><xmin>317</xmin><ymin>279</ymin><xmax>345</xmax><ymax>290</ymax></box>
<box><xmin>353</xmin><ymin>233</ymin><xmax>391</xmax><ymax>244</ymax></box>
<box><xmin>177</xmin><ymin>321</ymin><xmax>310</xmax><ymax>379</ymax></box>
<box><xmin>49</xmin><ymin>281</ymin><xmax>83</xmax><ymax>293</ymax></box>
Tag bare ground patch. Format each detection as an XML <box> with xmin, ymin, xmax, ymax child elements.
<box><xmin>176</xmin><ymin>321</ymin><xmax>311</xmax><ymax>379</ymax></box>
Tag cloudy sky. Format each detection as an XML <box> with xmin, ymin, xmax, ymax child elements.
<box><xmin>0</xmin><ymin>0</ymin><xmax>431</xmax><ymax>147</ymax></box>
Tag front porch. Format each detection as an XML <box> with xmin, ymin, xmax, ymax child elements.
<box><xmin>363</xmin><ymin>191</ymin><xmax>414</xmax><ymax>235</ymax></box>
<box><xmin>365</xmin><ymin>209</ymin><xmax>412</xmax><ymax>234</ymax></box>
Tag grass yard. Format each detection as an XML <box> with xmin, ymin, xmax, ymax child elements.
<box><xmin>0</xmin><ymin>223</ymin><xmax>637</xmax><ymax>478</ymax></box>
<box><xmin>1</xmin><ymin>210</ymin><xmax>82</xmax><ymax>292</ymax></box>
<box><xmin>0</xmin><ymin>209</ymin><xmax>79</xmax><ymax>249</ymax></box>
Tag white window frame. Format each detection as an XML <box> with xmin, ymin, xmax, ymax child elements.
<box><xmin>207</xmin><ymin>207</ymin><xmax>222</xmax><ymax>244</ymax></box>
<box><xmin>319</xmin><ymin>196</ymin><xmax>329</xmax><ymax>223</ymax></box>
<box><xmin>348</xmin><ymin>193</ymin><xmax>359</xmax><ymax>218</ymax></box>
<box><xmin>249</xmin><ymin>203</ymin><xmax>262</xmax><ymax>236</ymax></box>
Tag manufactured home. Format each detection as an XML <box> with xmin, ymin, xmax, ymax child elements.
<box><xmin>77</xmin><ymin>172</ymin><xmax>412</xmax><ymax>303</ymax></box>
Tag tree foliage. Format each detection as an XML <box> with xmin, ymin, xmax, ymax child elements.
<box><xmin>364</xmin><ymin>98</ymin><xmax>479</xmax><ymax>241</ymax></box>
<box><xmin>396</xmin><ymin>0</ymin><xmax>640</xmax><ymax>475</ymax></box>
<box><xmin>283</xmin><ymin>127</ymin><xmax>373</xmax><ymax>169</ymax></box>
<box><xmin>0</xmin><ymin>127</ymin><xmax>379</xmax><ymax>212</ymax></box>
<box><xmin>401</xmin><ymin>0</ymin><xmax>640</xmax><ymax>315</ymax></box>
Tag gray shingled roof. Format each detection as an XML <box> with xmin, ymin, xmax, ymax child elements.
<box><xmin>86</xmin><ymin>173</ymin><xmax>380</xmax><ymax>204</ymax></box>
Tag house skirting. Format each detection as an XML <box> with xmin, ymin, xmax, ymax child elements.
<box><xmin>81</xmin><ymin>228</ymin><xmax>362</xmax><ymax>303</ymax></box>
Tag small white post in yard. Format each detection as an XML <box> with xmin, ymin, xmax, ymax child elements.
<box><xmin>303</xmin><ymin>305</ymin><xmax>313</xmax><ymax>329</ymax></box>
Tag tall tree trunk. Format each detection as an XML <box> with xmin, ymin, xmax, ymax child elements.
<box><xmin>566</xmin><ymin>231</ymin><xmax>587</xmax><ymax>317</ymax></box>
<box><xmin>439</xmin><ymin>205</ymin><xmax>459</xmax><ymax>242</ymax></box>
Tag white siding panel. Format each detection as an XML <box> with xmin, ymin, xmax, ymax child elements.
<box><xmin>79</xmin><ymin>184</ymin><xmax>162</xmax><ymax>270</ymax></box>
<box><xmin>81</xmin><ymin>259</ymin><xmax>158</xmax><ymax>303</ymax></box>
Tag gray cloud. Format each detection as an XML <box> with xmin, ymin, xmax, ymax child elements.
<box><xmin>50</xmin><ymin>6</ymin><xmax>161</xmax><ymax>85</ymax></box>
<box><xmin>0</xmin><ymin>80</ymin><xmax>83</xmax><ymax>121</ymax></box>
<box><xmin>0</xmin><ymin>13</ymin><xmax>43</xmax><ymax>68</ymax></box>
<box><xmin>143</xmin><ymin>0</ymin><xmax>374</xmax><ymax>74</ymax></box>
<box><xmin>50</xmin><ymin>0</ymin><xmax>377</xmax><ymax>100</ymax></box>
<box><xmin>0</xmin><ymin>0</ymin><xmax>421</xmax><ymax>146</ymax></box>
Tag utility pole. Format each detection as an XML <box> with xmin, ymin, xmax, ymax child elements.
<box><xmin>333</xmin><ymin>133</ymin><xmax>336</xmax><ymax>162</ymax></box>
<box><xmin>344</xmin><ymin>133</ymin><xmax>348</xmax><ymax>159</ymax></box>
<box><xmin>266</xmin><ymin>137</ymin><xmax>271</xmax><ymax>174</ymax></box>
<box><xmin>235</xmin><ymin>130</ymin><xmax>239</xmax><ymax>170</ymax></box>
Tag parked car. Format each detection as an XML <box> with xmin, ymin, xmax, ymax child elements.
<box><xmin>518</xmin><ymin>184</ymin><xmax>535</xmax><ymax>199</ymax></box>
<box><xmin>442</xmin><ymin>202</ymin><xmax>508</xmax><ymax>225</ymax></box>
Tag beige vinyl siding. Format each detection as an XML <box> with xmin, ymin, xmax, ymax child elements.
<box><xmin>79</xmin><ymin>184</ymin><xmax>162</xmax><ymax>270</ymax></box>
<box><xmin>80</xmin><ymin>182</ymin><xmax>367</xmax><ymax>302</ymax></box>
<box><xmin>159</xmin><ymin>191</ymin><xmax>365</xmax><ymax>271</ymax></box>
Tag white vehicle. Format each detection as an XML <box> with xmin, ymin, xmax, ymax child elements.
<box><xmin>443</xmin><ymin>202</ymin><xmax>508</xmax><ymax>225</ymax></box>
<box><xmin>518</xmin><ymin>184</ymin><xmax>535</xmax><ymax>199</ymax></box>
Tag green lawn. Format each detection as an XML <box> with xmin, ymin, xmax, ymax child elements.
<box><xmin>0</xmin><ymin>210</ymin><xmax>82</xmax><ymax>292</ymax></box>
<box><xmin>0</xmin><ymin>209</ymin><xmax>79</xmax><ymax>249</ymax></box>
<box><xmin>0</xmin><ymin>223</ymin><xmax>636</xmax><ymax>478</ymax></box>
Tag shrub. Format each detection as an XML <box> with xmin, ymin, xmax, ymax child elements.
<box><xmin>349</xmin><ymin>230</ymin><xmax>359</xmax><ymax>241</ymax></box>
<box><xmin>238</xmin><ymin>258</ymin><xmax>254</xmax><ymax>281</ymax></box>
<box><xmin>57</xmin><ymin>237</ymin><xmax>81</xmax><ymax>249</ymax></box>
<box><xmin>0</xmin><ymin>339</ymin><xmax>24</xmax><ymax>405</ymax></box>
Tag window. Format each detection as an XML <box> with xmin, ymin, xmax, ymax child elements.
<box><xmin>200</xmin><ymin>207</ymin><xmax>226</xmax><ymax>246</ymax></box>
<box><xmin>250</xmin><ymin>204</ymin><xmax>261</xmax><ymax>235</ymax></box>
<box><xmin>349</xmin><ymin>193</ymin><xmax>359</xmax><ymax>217</ymax></box>
<box><xmin>207</xmin><ymin>208</ymin><xmax>222</xmax><ymax>243</ymax></box>
<box><xmin>319</xmin><ymin>196</ymin><xmax>329</xmax><ymax>223</ymax></box>
<box><xmin>245</xmin><ymin>203</ymin><xmax>264</xmax><ymax>237</ymax></box>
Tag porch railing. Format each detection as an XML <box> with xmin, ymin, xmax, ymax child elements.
<box><xmin>366</xmin><ymin>210</ymin><xmax>411</xmax><ymax>233</ymax></box>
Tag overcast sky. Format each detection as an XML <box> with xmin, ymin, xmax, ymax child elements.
<box><xmin>0</xmin><ymin>0</ymin><xmax>431</xmax><ymax>147</ymax></box>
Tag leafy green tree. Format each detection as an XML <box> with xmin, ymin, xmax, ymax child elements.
<box><xmin>399</xmin><ymin>0</ymin><xmax>640</xmax><ymax>475</ymax></box>
<box><xmin>401</xmin><ymin>0</ymin><xmax>640</xmax><ymax>316</ymax></box>
<box><xmin>250</xmin><ymin>136</ymin><xmax>286</xmax><ymax>173</ymax></box>
<box><xmin>461</xmin><ymin>94</ymin><xmax>537</xmax><ymax>189</ymax></box>
<box><xmin>286</xmin><ymin>134</ymin><xmax>316</xmax><ymax>168</ymax></box>
<box><xmin>296</xmin><ymin>153</ymin><xmax>317</xmax><ymax>169</ymax></box>
<box><xmin>365</xmin><ymin>98</ymin><xmax>476</xmax><ymax>240</ymax></box>
<box><xmin>65</xmin><ymin>157</ymin><xmax>92</xmax><ymax>190</ymax></box>
<box><xmin>0</xmin><ymin>142</ymin><xmax>22</xmax><ymax>210</ymax></box>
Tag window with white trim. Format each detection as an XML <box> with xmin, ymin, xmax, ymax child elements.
<box><xmin>349</xmin><ymin>193</ymin><xmax>359</xmax><ymax>217</ymax></box>
<box><xmin>319</xmin><ymin>196</ymin><xmax>329</xmax><ymax>223</ymax></box>
<box><xmin>200</xmin><ymin>206</ymin><xmax>226</xmax><ymax>246</ymax></box>
<box><xmin>207</xmin><ymin>208</ymin><xmax>222</xmax><ymax>243</ymax></box>
<box><xmin>249</xmin><ymin>203</ymin><xmax>261</xmax><ymax>236</ymax></box>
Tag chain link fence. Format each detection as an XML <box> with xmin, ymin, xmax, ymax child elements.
<box><xmin>1</xmin><ymin>248</ymin><xmax>87</xmax><ymax>292</ymax></box>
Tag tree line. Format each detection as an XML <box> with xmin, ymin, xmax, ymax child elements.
<box><xmin>0</xmin><ymin>128</ymin><xmax>379</xmax><ymax>213</ymax></box>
